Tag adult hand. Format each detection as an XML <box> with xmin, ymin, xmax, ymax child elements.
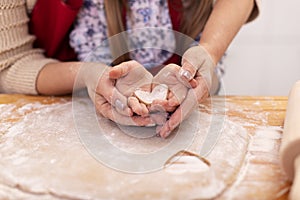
<box><xmin>177</xmin><ymin>45</ymin><xmax>216</xmax><ymax>92</ymax></box>
<box><xmin>158</xmin><ymin>70</ymin><xmax>210</xmax><ymax>138</ymax></box>
<box><xmin>109</xmin><ymin>60</ymin><xmax>153</xmax><ymax>117</ymax></box>
<box><xmin>158</xmin><ymin>45</ymin><xmax>216</xmax><ymax>138</ymax></box>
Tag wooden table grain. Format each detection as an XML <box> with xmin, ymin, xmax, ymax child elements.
<box><xmin>0</xmin><ymin>94</ymin><xmax>291</xmax><ymax>199</ymax></box>
<box><xmin>213</xmin><ymin>96</ymin><xmax>290</xmax><ymax>199</ymax></box>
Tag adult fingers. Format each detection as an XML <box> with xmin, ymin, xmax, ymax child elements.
<box><xmin>150</xmin><ymin>112</ymin><xmax>168</xmax><ymax>125</ymax></box>
<box><xmin>159</xmin><ymin>76</ymin><xmax>210</xmax><ymax>138</ymax></box>
<box><xmin>178</xmin><ymin>45</ymin><xmax>212</xmax><ymax>88</ymax></box>
<box><xmin>167</xmin><ymin>92</ymin><xmax>180</xmax><ymax>107</ymax></box>
<box><xmin>168</xmin><ymin>84</ymin><xmax>188</xmax><ymax>107</ymax></box>
<box><xmin>179</xmin><ymin>61</ymin><xmax>198</xmax><ymax>82</ymax></box>
<box><xmin>150</xmin><ymin>99</ymin><xmax>177</xmax><ymax>113</ymax></box>
<box><xmin>193</xmin><ymin>74</ymin><xmax>210</xmax><ymax>103</ymax></box>
<box><xmin>159</xmin><ymin>88</ymin><xmax>198</xmax><ymax>138</ymax></box>
<box><xmin>177</xmin><ymin>62</ymin><xmax>199</xmax><ymax>89</ymax></box>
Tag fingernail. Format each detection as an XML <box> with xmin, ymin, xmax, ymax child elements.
<box><xmin>145</xmin><ymin>123</ymin><xmax>156</xmax><ymax>127</ymax></box>
<box><xmin>179</xmin><ymin>68</ymin><xmax>192</xmax><ymax>80</ymax></box>
<box><xmin>115</xmin><ymin>99</ymin><xmax>125</xmax><ymax>110</ymax></box>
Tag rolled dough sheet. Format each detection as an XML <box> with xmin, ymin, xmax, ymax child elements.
<box><xmin>0</xmin><ymin>99</ymin><xmax>249</xmax><ymax>199</ymax></box>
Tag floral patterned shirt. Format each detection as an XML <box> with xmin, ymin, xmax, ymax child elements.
<box><xmin>69</xmin><ymin>0</ymin><xmax>224</xmax><ymax>77</ymax></box>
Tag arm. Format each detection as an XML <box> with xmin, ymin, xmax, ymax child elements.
<box><xmin>0</xmin><ymin>1</ymin><xmax>155</xmax><ymax>126</ymax></box>
<box><xmin>159</xmin><ymin>0</ymin><xmax>259</xmax><ymax>138</ymax></box>
<box><xmin>36</xmin><ymin>62</ymin><xmax>83</xmax><ymax>95</ymax></box>
<box><xmin>0</xmin><ymin>1</ymin><xmax>85</xmax><ymax>96</ymax></box>
<box><xmin>200</xmin><ymin>0</ymin><xmax>256</xmax><ymax>64</ymax></box>
<box><xmin>178</xmin><ymin>0</ymin><xmax>257</xmax><ymax>93</ymax></box>
<box><xmin>0</xmin><ymin>0</ymin><xmax>57</xmax><ymax>94</ymax></box>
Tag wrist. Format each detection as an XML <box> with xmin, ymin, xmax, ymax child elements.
<box><xmin>182</xmin><ymin>45</ymin><xmax>216</xmax><ymax>70</ymax></box>
<box><xmin>198</xmin><ymin>43</ymin><xmax>220</xmax><ymax>66</ymax></box>
<box><xmin>80</xmin><ymin>62</ymin><xmax>110</xmax><ymax>88</ymax></box>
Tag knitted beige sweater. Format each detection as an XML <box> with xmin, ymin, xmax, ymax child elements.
<box><xmin>0</xmin><ymin>0</ymin><xmax>57</xmax><ymax>94</ymax></box>
<box><xmin>0</xmin><ymin>0</ymin><xmax>261</xmax><ymax>95</ymax></box>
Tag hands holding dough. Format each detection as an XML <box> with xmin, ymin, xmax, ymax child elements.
<box><xmin>106</xmin><ymin>45</ymin><xmax>215</xmax><ymax>138</ymax></box>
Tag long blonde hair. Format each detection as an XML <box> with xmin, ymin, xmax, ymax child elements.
<box><xmin>104</xmin><ymin>0</ymin><xmax>213</xmax><ymax>65</ymax></box>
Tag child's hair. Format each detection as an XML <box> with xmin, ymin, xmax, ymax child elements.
<box><xmin>104</xmin><ymin>0</ymin><xmax>213</xmax><ymax>65</ymax></box>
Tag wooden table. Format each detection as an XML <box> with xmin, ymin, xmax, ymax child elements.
<box><xmin>216</xmin><ymin>96</ymin><xmax>290</xmax><ymax>199</ymax></box>
<box><xmin>0</xmin><ymin>94</ymin><xmax>291</xmax><ymax>199</ymax></box>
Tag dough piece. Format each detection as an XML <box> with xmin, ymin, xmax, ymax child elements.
<box><xmin>0</xmin><ymin>99</ymin><xmax>249</xmax><ymax>199</ymax></box>
<box><xmin>134</xmin><ymin>84</ymin><xmax>168</xmax><ymax>105</ymax></box>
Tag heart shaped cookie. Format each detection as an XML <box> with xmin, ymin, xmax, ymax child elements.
<box><xmin>134</xmin><ymin>84</ymin><xmax>168</xmax><ymax>105</ymax></box>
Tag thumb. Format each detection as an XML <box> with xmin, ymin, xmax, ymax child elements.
<box><xmin>109</xmin><ymin>64</ymin><xmax>129</xmax><ymax>79</ymax></box>
<box><xmin>178</xmin><ymin>45</ymin><xmax>215</xmax><ymax>88</ymax></box>
<box><xmin>179</xmin><ymin>45</ymin><xmax>205</xmax><ymax>82</ymax></box>
<box><xmin>179</xmin><ymin>61</ymin><xmax>198</xmax><ymax>88</ymax></box>
<box><xmin>179</xmin><ymin>59</ymin><xmax>198</xmax><ymax>81</ymax></box>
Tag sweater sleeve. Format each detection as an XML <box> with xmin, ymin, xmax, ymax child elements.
<box><xmin>0</xmin><ymin>0</ymin><xmax>58</xmax><ymax>95</ymax></box>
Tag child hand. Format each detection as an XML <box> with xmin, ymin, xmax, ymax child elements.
<box><xmin>82</xmin><ymin>63</ymin><xmax>153</xmax><ymax>126</ymax></box>
<box><xmin>109</xmin><ymin>60</ymin><xmax>153</xmax><ymax>117</ymax></box>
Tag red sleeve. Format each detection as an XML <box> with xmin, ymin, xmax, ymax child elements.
<box><xmin>164</xmin><ymin>0</ymin><xmax>183</xmax><ymax>65</ymax></box>
<box><xmin>29</xmin><ymin>0</ymin><xmax>83</xmax><ymax>61</ymax></box>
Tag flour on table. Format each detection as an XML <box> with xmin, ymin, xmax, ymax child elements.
<box><xmin>0</xmin><ymin>98</ymin><xmax>249</xmax><ymax>200</ymax></box>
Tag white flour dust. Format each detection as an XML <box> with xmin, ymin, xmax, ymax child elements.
<box><xmin>0</xmin><ymin>98</ymin><xmax>250</xmax><ymax>199</ymax></box>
